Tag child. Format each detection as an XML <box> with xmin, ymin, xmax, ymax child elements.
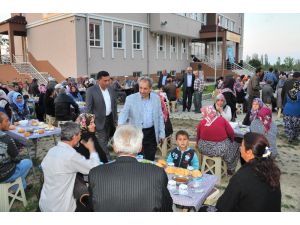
<box><xmin>167</xmin><ymin>130</ymin><xmax>199</xmax><ymax>170</ymax></box>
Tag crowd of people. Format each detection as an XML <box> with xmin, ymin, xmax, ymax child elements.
<box><xmin>0</xmin><ymin>66</ymin><xmax>299</xmax><ymax>212</ymax></box>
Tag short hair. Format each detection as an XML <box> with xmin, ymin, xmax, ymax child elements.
<box><xmin>97</xmin><ymin>71</ymin><xmax>110</xmax><ymax>80</ymax></box>
<box><xmin>256</xmin><ymin>67</ymin><xmax>262</xmax><ymax>74</ymax></box>
<box><xmin>60</xmin><ymin>122</ymin><xmax>81</xmax><ymax>141</ymax></box>
<box><xmin>59</xmin><ymin>88</ymin><xmax>66</xmax><ymax>94</ymax></box>
<box><xmin>138</xmin><ymin>76</ymin><xmax>153</xmax><ymax>88</ymax></box>
<box><xmin>293</xmin><ymin>72</ymin><xmax>300</xmax><ymax>78</ymax></box>
<box><xmin>113</xmin><ymin>124</ymin><xmax>143</xmax><ymax>154</ymax></box>
<box><xmin>269</xmin><ymin>67</ymin><xmax>273</xmax><ymax>72</ymax></box>
<box><xmin>176</xmin><ymin>130</ymin><xmax>189</xmax><ymax>140</ymax></box>
<box><xmin>0</xmin><ymin>112</ymin><xmax>8</xmax><ymax>123</ymax></box>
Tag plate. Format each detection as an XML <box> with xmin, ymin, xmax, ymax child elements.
<box><xmin>172</xmin><ymin>175</ymin><xmax>190</xmax><ymax>185</ymax></box>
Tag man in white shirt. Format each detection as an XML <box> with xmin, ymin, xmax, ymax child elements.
<box><xmin>177</xmin><ymin>67</ymin><xmax>195</xmax><ymax>112</ymax></box>
<box><xmin>39</xmin><ymin>122</ymin><xmax>101</xmax><ymax>212</ymax></box>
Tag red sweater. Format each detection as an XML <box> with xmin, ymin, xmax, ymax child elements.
<box><xmin>196</xmin><ymin>117</ymin><xmax>235</xmax><ymax>143</ymax></box>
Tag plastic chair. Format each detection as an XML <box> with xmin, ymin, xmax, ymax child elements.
<box><xmin>0</xmin><ymin>177</ymin><xmax>27</xmax><ymax>212</ymax></box>
<box><xmin>236</xmin><ymin>103</ymin><xmax>243</xmax><ymax>114</ymax></box>
<box><xmin>204</xmin><ymin>188</ymin><xmax>220</xmax><ymax>205</ymax></box>
<box><xmin>201</xmin><ymin>155</ymin><xmax>227</xmax><ymax>184</ymax></box>
<box><xmin>157</xmin><ymin>135</ymin><xmax>172</xmax><ymax>159</ymax></box>
<box><xmin>170</xmin><ymin>101</ymin><xmax>177</xmax><ymax>112</ymax></box>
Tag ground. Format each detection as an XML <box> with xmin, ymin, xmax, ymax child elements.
<box><xmin>9</xmin><ymin>99</ymin><xmax>300</xmax><ymax>212</ymax></box>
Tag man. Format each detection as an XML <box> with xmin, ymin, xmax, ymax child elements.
<box><xmin>262</xmin><ymin>80</ymin><xmax>276</xmax><ymax>111</ymax></box>
<box><xmin>118</xmin><ymin>76</ymin><xmax>165</xmax><ymax>161</ymax></box>
<box><xmin>89</xmin><ymin>124</ymin><xmax>173</xmax><ymax>212</ymax></box>
<box><xmin>193</xmin><ymin>70</ymin><xmax>205</xmax><ymax>113</ymax></box>
<box><xmin>132</xmin><ymin>75</ymin><xmax>139</xmax><ymax>93</ymax></box>
<box><xmin>158</xmin><ymin>69</ymin><xmax>170</xmax><ymax>89</ymax></box>
<box><xmin>247</xmin><ymin>67</ymin><xmax>263</xmax><ymax>111</ymax></box>
<box><xmin>0</xmin><ymin>112</ymin><xmax>33</xmax><ymax>190</ymax></box>
<box><xmin>281</xmin><ymin>72</ymin><xmax>300</xmax><ymax>108</ymax></box>
<box><xmin>263</xmin><ymin>67</ymin><xmax>278</xmax><ymax>90</ymax></box>
<box><xmin>177</xmin><ymin>66</ymin><xmax>195</xmax><ymax>112</ymax></box>
<box><xmin>86</xmin><ymin>71</ymin><xmax>117</xmax><ymax>160</ymax></box>
<box><xmin>163</xmin><ymin>78</ymin><xmax>177</xmax><ymax>112</ymax></box>
<box><xmin>29</xmin><ymin>78</ymin><xmax>39</xmax><ymax>97</ymax></box>
<box><xmin>39</xmin><ymin>122</ymin><xmax>101</xmax><ymax>212</ymax></box>
<box><xmin>111</xmin><ymin>78</ymin><xmax>126</xmax><ymax>103</ymax></box>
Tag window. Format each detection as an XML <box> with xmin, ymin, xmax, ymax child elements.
<box><xmin>159</xmin><ymin>35</ymin><xmax>164</xmax><ymax>51</ymax></box>
<box><xmin>113</xmin><ymin>25</ymin><xmax>123</xmax><ymax>48</ymax></box>
<box><xmin>157</xmin><ymin>70</ymin><xmax>162</xmax><ymax>77</ymax></box>
<box><xmin>133</xmin><ymin>71</ymin><xmax>142</xmax><ymax>77</ymax></box>
<box><xmin>181</xmin><ymin>39</ymin><xmax>186</xmax><ymax>53</ymax></box>
<box><xmin>170</xmin><ymin>70</ymin><xmax>176</xmax><ymax>76</ymax></box>
<box><xmin>133</xmin><ymin>29</ymin><xmax>141</xmax><ymax>50</ymax></box>
<box><xmin>89</xmin><ymin>23</ymin><xmax>101</xmax><ymax>47</ymax></box>
<box><xmin>171</xmin><ymin>36</ymin><xmax>176</xmax><ymax>53</ymax></box>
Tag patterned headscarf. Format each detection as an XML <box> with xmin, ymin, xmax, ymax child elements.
<box><xmin>75</xmin><ymin>113</ymin><xmax>95</xmax><ymax>131</ymax></box>
<box><xmin>12</xmin><ymin>92</ymin><xmax>25</xmax><ymax>112</ymax></box>
<box><xmin>38</xmin><ymin>84</ymin><xmax>47</xmax><ymax>94</ymax></box>
<box><xmin>215</xmin><ymin>93</ymin><xmax>227</xmax><ymax>106</ymax></box>
<box><xmin>157</xmin><ymin>91</ymin><xmax>169</xmax><ymax>123</ymax></box>
<box><xmin>234</xmin><ymin>77</ymin><xmax>243</xmax><ymax>92</ymax></box>
<box><xmin>201</xmin><ymin>105</ymin><xmax>218</xmax><ymax>126</ymax></box>
<box><xmin>250</xmin><ymin>98</ymin><xmax>264</xmax><ymax>122</ymax></box>
<box><xmin>288</xmin><ymin>81</ymin><xmax>300</xmax><ymax>102</ymax></box>
<box><xmin>257</xmin><ymin>107</ymin><xmax>272</xmax><ymax>133</ymax></box>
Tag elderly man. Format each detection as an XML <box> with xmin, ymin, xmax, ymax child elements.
<box><xmin>118</xmin><ymin>76</ymin><xmax>165</xmax><ymax>161</ymax></box>
<box><xmin>89</xmin><ymin>124</ymin><xmax>173</xmax><ymax>211</ymax></box>
<box><xmin>158</xmin><ymin>69</ymin><xmax>170</xmax><ymax>89</ymax></box>
<box><xmin>177</xmin><ymin>66</ymin><xmax>195</xmax><ymax>112</ymax></box>
<box><xmin>39</xmin><ymin>122</ymin><xmax>101</xmax><ymax>212</ymax></box>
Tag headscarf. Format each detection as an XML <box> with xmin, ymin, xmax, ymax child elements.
<box><xmin>250</xmin><ymin>98</ymin><xmax>264</xmax><ymax>122</ymax></box>
<box><xmin>288</xmin><ymin>81</ymin><xmax>300</xmax><ymax>102</ymax></box>
<box><xmin>12</xmin><ymin>92</ymin><xmax>25</xmax><ymax>112</ymax></box>
<box><xmin>75</xmin><ymin>113</ymin><xmax>95</xmax><ymax>131</ymax></box>
<box><xmin>38</xmin><ymin>84</ymin><xmax>46</xmax><ymax>94</ymax></box>
<box><xmin>257</xmin><ymin>107</ymin><xmax>272</xmax><ymax>133</ymax></box>
<box><xmin>70</xmin><ymin>84</ymin><xmax>79</xmax><ymax>98</ymax></box>
<box><xmin>234</xmin><ymin>77</ymin><xmax>243</xmax><ymax>92</ymax></box>
<box><xmin>215</xmin><ymin>93</ymin><xmax>227</xmax><ymax>107</ymax></box>
<box><xmin>157</xmin><ymin>91</ymin><xmax>168</xmax><ymax>123</ymax></box>
<box><xmin>222</xmin><ymin>77</ymin><xmax>236</xmax><ymax>97</ymax></box>
<box><xmin>0</xmin><ymin>90</ymin><xmax>8</xmax><ymax>101</ymax></box>
<box><xmin>201</xmin><ymin>105</ymin><xmax>218</xmax><ymax>126</ymax></box>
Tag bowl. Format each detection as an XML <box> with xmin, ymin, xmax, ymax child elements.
<box><xmin>172</xmin><ymin>175</ymin><xmax>190</xmax><ymax>185</ymax></box>
<box><xmin>19</xmin><ymin>120</ymin><xmax>28</xmax><ymax>127</ymax></box>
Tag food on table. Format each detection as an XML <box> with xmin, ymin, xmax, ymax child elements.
<box><xmin>24</xmin><ymin>132</ymin><xmax>31</xmax><ymax>137</ymax></box>
<box><xmin>18</xmin><ymin>128</ymin><xmax>25</xmax><ymax>133</ymax></box>
<box><xmin>173</xmin><ymin>175</ymin><xmax>189</xmax><ymax>185</ymax></box>
<box><xmin>175</xmin><ymin>168</ymin><xmax>185</xmax><ymax>176</ymax></box>
<box><xmin>165</xmin><ymin>166</ymin><xmax>176</xmax><ymax>174</ymax></box>
<box><xmin>183</xmin><ymin>169</ymin><xmax>190</xmax><ymax>177</ymax></box>
<box><xmin>192</xmin><ymin>170</ymin><xmax>202</xmax><ymax>178</ymax></box>
<box><xmin>31</xmin><ymin>120</ymin><xmax>39</xmax><ymax>126</ymax></box>
<box><xmin>38</xmin><ymin>129</ymin><xmax>45</xmax><ymax>134</ymax></box>
<box><xmin>14</xmin><ymin>121</ymin><xmax>19</xmax><ymax>126</ymax></box>
<box><xmin>157</xmin><ymin>159</ymin><xmax>167</xmax><ymax>167</ymax></box>
<box><xmin>9</xmin><ymin>125</ymin><xmax>16</xmax><ymax>130</ymax></box>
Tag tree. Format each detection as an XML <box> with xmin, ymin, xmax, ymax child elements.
<box><xmin>252</xmin><ymin>53</ymin><xmax>259</xmax><ymax>60</ymax></box>
<box><xmin>264</xmin><ymin>54</ymin><xmax>269</xmax><ymax>67</ymax></box>
<box><xmin>248</xmin><ymin>59</ymin><xmax>262</xmax><ymax>69</ymax></box>
<box><xmin>260</xmin><ymin>54</ymin><xmax>264</xmax><ymax>65</ymax></box>
<box><xmin>283</xmin><ymin>57</ymin><xmax>294</xmax><ymax>71</ymax></box>
<box><xmin>276</xmin><ymin>57</ymin><xmax>281</xmax><ymax>68</ymax></box>
<box><xmin>245</xmin><ymin>55</ymin><xmax>251</xmax><ymax>63</ymax></box>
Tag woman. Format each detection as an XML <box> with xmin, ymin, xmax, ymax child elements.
<box><xmin>36</xmin><ymin>84</ymin><xmax>47</xmax><ymax>121</ymax></box>
<box><xmin>75</xmin><ymin>113</ymin><xmax>108</xmax><ymax>163</ymax></box>
<box><xmin>221</xmin><ymin>76</ymin><xmax>237</xmax><ymax>121</ymax></box>
<box><xmin>242</xmin><ymin>98</ymin><xmax>265</xmax><ymax>126</ymax></box>
<box><xmin>69</xmin><ymin>85</ymin><xmax>83</xmax><ymax>102</ymax></box>
<box><xmin>0</xmin><ymin>90</ymin><xmax>12</xmax><ymax>119</ymax></box>
<box><xmin>214</xmin><ymin>93</ymin><xmax>232</xmax><ymax>122</ymax></box>
<box><xmin>216</xmin><ymin>132</ymin><xmax>281</xmax><ymax>212</ymax></box>
<box><xmin>234</xmin><ymin>75</ymin><xmax>246</xmax><ymax>104</ymax></box>
<box><xmin>276</xmin><ymin>73</ymin><xmax>287</xmax><ymax>118</ymax></box>
<box><xmin>283</xmin><ymin>77</ymin><xmax>300</xmax><ymax>143</ymax></box>
<box><xmin>250</xmin><ymin>107</ymin><xmax>278</xmax><ymax>157</ymax></box>
<box><xmin>44</xmin><ymin>87</ymin><xmax>56</xmax><ymax>126</ymax></box>
<box><xmin>196</xmin><ymin>105</ymin><xmax>240</xmax><ymax>174</ymax></box>
<box><xmin>10</xmin><ymin>92</ymin><xmax>30</xmax><ymax>122</ymax></box>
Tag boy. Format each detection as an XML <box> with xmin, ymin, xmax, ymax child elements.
<box><xmin>166</xmin><ymin>130</ymin><xmax>199</xmax><ymax>169</ymax></box>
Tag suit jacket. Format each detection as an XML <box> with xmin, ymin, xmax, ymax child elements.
<box><xmin>89</xmin><ymin>156</ymin><xmax>173</xmax><ymax>212</ymax></box>
<box><xmin>118</xmin><ymin>92</ymin><xmax>165</xmax><ymax>142</ymax></box>
<box><xmin>177</xmin><ymin>73</ymin><xmax>195</xmax><ymax>93</ymax></box>
<box><xmin>86</xmin><ymin>85</ymin><xmax>117</xmax><ymax>130</ymax></box>
<box><xmin>158</xmin><ymin>74</ymin><xmax>170</xmax><ymax>89</ymax></box>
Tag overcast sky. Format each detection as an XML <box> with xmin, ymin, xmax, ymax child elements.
<box><xmin>1</xmin><ymin>13</ymin><xmax>300</xmax><ymax>64</ymax></box>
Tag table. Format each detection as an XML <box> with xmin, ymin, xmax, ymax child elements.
<box><xmin>230</xmin><ymin>122</ymin><xmax>250</xmax><ymax>138</ymax></box>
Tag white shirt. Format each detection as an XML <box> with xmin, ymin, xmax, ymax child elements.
<box><xmin>187</xmin><ymin>74</ymin><xmax>193</xmax><ymax>87</ymax></box>
<box><xmin>39</xmin><ymin>142</ymin><xmax>100</xmax><ymax>212</ymax></box>
<box><xmin>100</xmin><ymin>86</ymin><xmax>112</xmax><ymax>116</ymax></box>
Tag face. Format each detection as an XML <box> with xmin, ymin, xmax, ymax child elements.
<box><xmin>16</xmin><ymin>95</ymin><xmax>23</xmax><ymax>103</ymax></box>
<box><xmin>14</xmin><ymin>85</ymin><xmax>19</xmax><ymax>91</ymax></box>
<box><xmin>176</xmin><ymin>134</ymin><xmax>189</xmax><ymax>151</ymax></box>
<box><xmin>187</xmin><ymin>67</ymin><xmax>193</xmax><ymax>74</ymax></box>
<box><xmin>0</xmin><ymin>115</ymin><xmax>11</xmax><ymax>131</ymax></box>
<box><xmin>88</xmin><ymin>119</ymin><xmax>96</xmax><ymax>132</ymax></box>
<box><xmin>71</xmin><ymin>86</ymin><xmax>76</xmax><ymax>92</ymax></box>
<box><xmin>72</xmin><ymin>132</ymin><xmax>82</xmax><ymax>146</ymax></box>
<box><xmin>194</xmin><ymin>71</ymin><xmax>199</xmax><ymax>77</ymax></box>
<box><xmin>252</xmin><ymin>101</ymin><xmax>260</xmax><ymax>111</ymax></box>
<box><xmin>216</xmin><ymin>98</ymin><xmax>224</xmax><ymax>108</ymax></box>
<box><xmin>98</xmin><ymin>76</ymin><xmax>111</xmax><ymax>89</ymax></box>
<box><xmin>240</xmin><ymin>140</ymin><xmax>254</xmax><ymax>162</ymax></box>
<box><xmin>139</xmin><ymin>80</ymin><xmax>151</xmax><ymax>98</ymax></box>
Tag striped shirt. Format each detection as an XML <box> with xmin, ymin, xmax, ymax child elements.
<box><xmin>194</xmin><ymin>78</ymin><xmax>205</xmax><ymax>92</ymax></box>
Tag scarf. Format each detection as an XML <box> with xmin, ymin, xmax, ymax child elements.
<box><xmin>288</xmin><ymin>81</ymin><xmax>300</xmax><ymax>102</ymax></box>
<box><xmin>250</xmin><ymin>98</ymin><xmax>264</xmax><ymax>122</ymax></box>
<box><xmin>12</xmin><ymin>92</ymin><xmax>25</xmax><ymax>112</ymax></box>
<box><xmin>75</xmin><ymin>113</ymin><xmax>95</xmax><ymax>131</ymax></box>
<box><xmin>38</xmin><ymin>85</ymin><xmax>46</xmax><ymax>94</ymax></box>
<box><xmin>201</xmin><ymin>105</ymin><xmax>218</xmax><ymax>126</ymax></box>
<box><xmin>157</xmin><ymin>91</ymin><xmax>168</xmax><ymax>123</ymax></box>
<box><xmin>234</xmin><ymin>79</ymin><xmax>243</xmax><ymax>92</ymax></box>
<box><xmin>221</xmin><ymin>87</ymin><xmax>236</xmax><ymax>97</ymax></box>
<box><xmin>257</xmin><ymin>107</ymin><xmax>272</xmax><ymax>133</ymax></box>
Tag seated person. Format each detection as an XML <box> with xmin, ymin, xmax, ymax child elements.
<box><xmin>75</xmin><ymin>113</ymin><xmax>108</xmax><ymax>163</ymax></box>
<box><xmin>242</xmin><ymin>98</ymin><xmax>265</xmax><ymax>126</ymax></box>
<box><xmin>39</xmin><ymin>122</ymin><xmax>101</xmax><ymax>212</ymax></box>
<box><xmin>167</xmin><ymin>130</ymin><xmax>199</xmax><ymax>170</ymax></box>
<box><xmin>89</xmin><ymin>124</ymin><xmax>173</xmax><ymax>212</ymax></box>
<box><xmin>216</xmin><ymin>132</ymin><xmax>281</xmax><ymax>212</ymax></box>
<box><xmin>214</xmin><ymin>93</ymin><xmax>232</xmax><ymax>122</ymax></box>
<box><xmin>68</xmin><ymin>84</ymin><xmax>83</xmax><ymax>102</ymax></box>
<box><xmin>10</xmin><ymin>92</ymin><xmax>31</xmax><ymax>122</ymax></box>
<box><xmin>196</xmin><ymin>105</ymin><xmax>240</xmax><ymax>174</ymax></box>
<box><xmin>0</xmin><ymin>112</ymin><xmax>33</xmax><ymax>190</ymax></box>
<box><xmin>0</xmin><ymin>90</ymin><xmax>12</xmax><ymax>119</ymax></box>
<box><xmin>250</xmin><ymin>107</ymin><xmax>278</xmax><ymax>157</ymax></box>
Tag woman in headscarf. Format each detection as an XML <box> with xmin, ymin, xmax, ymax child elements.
<box><xmin>214</xmin><ymin>93</ymin><xmax>232</xmax><ymax>122</ymax></box>
<box><xmin>242</xmin><ymin>98</ymin><xmax>265</xmax><ymax>126</ymax></box>
<box><xmin>196</xmin><ymin>105</ymin><xmax>240</xmax><ymax>174</ymax></box>
<box><xmin>221</xmin><ymin>76</ymin><xmax>237</xmax><ymax>121</ymax></box>
<box><xmin>68</xmin><ymin>84</ymin><xmax>83</xmax><ymax>102</ymax></box>
<box><xmin>36</xmin><ymin>84</ymin><xmax>47</xmax><ymax>121</ymax></box>
<box><xmin>10</xmin><ymin>92</ymin><xmax>30</xmax><ymax>122</ymax></box>
<box><xmin>250</xmin><ymin>107</ymin><xmax>278</xmax><ymax>157</ymax></box>
<box><xmin>0</xmin><ymin>89</ymin><xmax>12</xmax><ymax>119</ymax></box>
<box><xmin>74</xmin><ymin>113</ymin><xmax>108</xmax><ymax>163</ymax></box>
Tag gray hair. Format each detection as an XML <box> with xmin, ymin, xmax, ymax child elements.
<box><xmin>113</xmin><ymin>125</ymin><xmax>143</xmax><ymax>154</ymax></box>
<box><xmin>138</xmin><ymin>76</ymin><xmax>153</xmax><ymax>88</ymax></box>
<box><xmin>59</xmin><ymin>88</ymin><xmax>66</xmax><ymax>94</ymax></box>
<box><xmin>60</xmin><ymin>122</ymin><xmax>81</xmax><ymax>141</ymax></box>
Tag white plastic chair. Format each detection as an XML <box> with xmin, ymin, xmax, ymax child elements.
<box><xmin>201</xmin><ymin>155</ymin><xmax>227</xmax><ymax>184</ymax></box>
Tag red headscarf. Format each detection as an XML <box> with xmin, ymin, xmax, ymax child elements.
<box><xmin>201</xmin><ymin>105</ymin><xmax>218</xmax><ymax>126</ymax></box>
<box><xmin>257</xmin><ymin>107</ymin><xmax>272</xmax><ymax>133</ymax></box>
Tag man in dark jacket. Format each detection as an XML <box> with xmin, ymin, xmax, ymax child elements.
<box><xmin>89</xmin><ymin>124</ymin><xmax>173</xmax><ymax>212</ymax></box>
<box><xmin>29</xmin><ymin>78</ymin><xmax>40</xmax><ymax>97</ymax></box>
<box><xmin>177</xmin><ymin>66</ymin><xmax>195</xmax><ymax>112</ymax></box>
<box><xmin>247</xmin><ymin>68</ymin><xmax>263</xmax><ymax>111</ymax></box>
<box><xmin>157</xmin><ymin>69</ymin><xmax>171</xmax><ymax>89</ymax></box>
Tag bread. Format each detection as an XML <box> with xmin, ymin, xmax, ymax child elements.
<box><xmin>18</xmin><ymin>128</ymin><xmax>25</xmax><ymax>133</ymax></box>
<box><xmin>157</xmin><ymin>159</ymin><xmax>167</xmax><ymax>167</ymax></box>
<box><xmin>165</xmin><ymin>167</ymin><xmax>175</xmax><ymax>174</ymax></box>
<box><xmin>24</xmin><ymin>132</ymin><xmax>31</xmax><ymax>137</ymax></box>
<box><xmin>192</xmin><ymin>170</ymin><xmax>202</xmax><ymax>178</ymax></box>
<box><xmin>38</xmin><ymin>129</ymin><xmax>45</xmax><ymax>134</ymax></box>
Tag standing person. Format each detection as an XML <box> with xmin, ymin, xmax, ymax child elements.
<box><xmin>86</xmin><ymin>71</ymin><xmax>118</xmax><ymax>161</ymax></box>
<box><xmin>221</xmin><ymin>76</ymin><xmax>237</xmax><ymax>121</ymax></box>
<box><xmin>29</xmin><ymin>78</ymin><xmax>40</xmax><ymax>97</ymax></box>
<box><xmin>263</xmin><ymin>67</ymin><xmax>278</xmax><ymax>91</ymax></box>
<box><xmin>193</xmin><ymin>70</ymin><xmax>205</xmax><ymax>113</ymax></box>
<box><xmin>37</xmin><ymin>84</ymin><xmax>46</xmax><ymax>122</ymax></box>
<box><xmin>177</xmin><ymin>66</ymin><xmax>195</xmax><ymax>112</ymax></box>
<box><xmin>262</xmin><ymin>80</ymin><xmax>275</xmax><ymax>111</ymax></box>
<box><xmin>89</xmin><ymin>125</ymin><xmax>173</xmax><ymax>212</ymax></box>
<box><xmin>118</xmin><ymin>76</ymin><xmax>165</xmax><ymax>161</ymax></box>
<box><xmin>163</xmin><ymin>78</ymin><xmax>177</xmax><ymax>112</ymax></box>
<box><xmin>247</xmin><ymin>68</ymin><xmax>263</xmax><ymax>112</ymax></box>
<box><xmin>276</xmin><ymin>73</ymin><xmax>287</xmax><ymax>118</ymax></box>
<box><xmin>157</xmin><ymin>69</ymin><xmax>170</xmax><ymax>89</ymax></box>
<box><xmin>44</xmin><ymin>87</ymin><xmax>56</xmax><ymax>126</ymax></box>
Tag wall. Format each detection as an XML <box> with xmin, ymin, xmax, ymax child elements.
<box><xmin>0</xmin><ymin>64</ymin><xmax>32</xmax><ymax>83</ymax></box>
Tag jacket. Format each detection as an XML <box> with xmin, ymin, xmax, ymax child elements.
<box><xmin>54</xmin><ymin>93</ymin><xmax>79</xmax><ymax>121</ymax></box>
<box><xmin>247</xmin><ymin>74</ymin><xmax>261</xmax><ymax>98</ymax></box>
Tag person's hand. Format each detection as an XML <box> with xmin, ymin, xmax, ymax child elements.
<box><xmin>159</xmin><ymin>138</ymin><xmax>165</xmax><ymax>145</ymax></box>
<box><xmin>80</xmin><ymin>138</ymin><xmax>95</xmax><ymax>153</ymax></box>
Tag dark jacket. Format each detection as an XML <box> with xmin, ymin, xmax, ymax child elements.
<box><xmin>281</xmin><ymin>78</ymin><xmax>297</xmax><ymax>107</ymax></box>
<box><xmin>169</xmin><ymin>148</ymin><xmax>195</xmax><ymax>169</ymax></box>
<box><xmin>247</xmin><ymin>74</ymin><xmax>261</xmax><ymax>98</ymax></box>
<box><xmin>216</xmin><ymin>162</ymin><xmax>281</xmax><ymax>212</ymax></box>
<box><xmin>163</xmin><ymin>83</ymin><xmax>177</xmax><ymax>101</ymax></box>
<box><xmin>177</xmin><ymin>73</ymin><xmax>195</xmax><ymax>93</ymax></box>
<box><xmin>89</xmin><ymin>156</ymin><xmax>173</xmax><ymax>212</ymax></box>
<box><xmin>54</xmin><ymin>93</ymin><xmax>79</xmax><ymax>121</ymax></box>
<box><xmin>222</xmin><ymin>91</ymin><xmax>237</xmax><ymax>120</ymax></box>
<box><xmin>30</xmin><ymin>82</ymin><xmax>40</xmax><ymax>97</ymax></box>
<box><xmin>242</xmin><ymin>111</ymin><xmax>251</xmax><ymax>126</ymax></box>
<box><xmin>158</xmin><ymin>74</ymin><xmax>170</xmax><ymax>89</ymax></box>
<box><xmin>262</xmin><ymin>84</ymin><xmax>274</xmax><ymax>104</ymax></box>
<box><xmin>44</xmin><ymin>95</ymin><xmax>55</xmax><ymax>117</ymax></box>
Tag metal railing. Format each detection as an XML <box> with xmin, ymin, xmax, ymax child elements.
<box><xmin>195</xmin><ymin>54</ymin><xmax>223</xmax><ymax>69</ymax></box>
<box><xmin>0</xmin><ymin>54</ymin><xmax>11</xmax><ymax>64</ymax></box>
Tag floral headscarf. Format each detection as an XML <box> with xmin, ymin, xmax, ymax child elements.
<box><xmin>288</xmin><ymin>81</ymin><xmax>300</xmax><ymax>102</ymax></box>
<box><xmin>234</xmin><ymin>77</ymin><xmax>243</xmax><ymax>92</ymax></box>
<box><xmin>250</xmin><ymin>98</ymin><xmax>264</xmax><ymax>122</ymax></box>
<box><xmin>38</xmin><ymin>84</ymin><xmax>47</xmax><ymax>94</ymax></box>
<box><xmin>12</xmin><ymin>92</ymin><xmax>25</xmax><ymax>112</ymax></box>
<box><xmin>257</xmin><ymin>107</ymin><xmax>272</xmax><ymax>133</ymax></box>
<box><xmin>201</xmin><ymin>105</ymin><xmax>218</xmax><ymax>126</ymax></box>
<box><xmin>75</xmin><ymin>113</ymin><xmax>95</xmax><ymax>131</ymax></box>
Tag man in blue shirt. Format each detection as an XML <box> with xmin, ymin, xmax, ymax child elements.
<box><xmin>263</xmin><ymin>67</ymin><xmax>278</xmax><ymax>90</ymax></box>
<box><xmin>177</xmin><ymin>67</ymin><xmax>195</xmax><ymax>112</ymax></box>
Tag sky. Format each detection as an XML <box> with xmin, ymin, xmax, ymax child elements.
<box><xmin>1</xmin><ymin>13</ymin><xmax>300</xmax><ymax>64</ymax></box>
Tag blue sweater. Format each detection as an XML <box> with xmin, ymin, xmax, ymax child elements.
<box><xmin>283</xmin><ymin>92</ymin><xmax>300</xmax><ymax>117</ymax></box>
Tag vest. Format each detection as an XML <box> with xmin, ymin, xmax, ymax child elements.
<box><xmin>169</xmin><ymin>148</ymin><xmax>195</xmax><ymax>169</ymax></box>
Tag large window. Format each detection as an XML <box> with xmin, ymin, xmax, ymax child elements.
<box><xmin>170</xmin><ymin>36</ymin><xmax>176</xmax><ymax>53</ymax></box>
<box><xmin>181</xmin><ymin>39</ymin><xmax>186</xmax><ymax>53</ymax></box>
<box><xmin>113</xmin><ymin>25</ymin><xmax>123</xmax><ymax>48</ymax></box>
<box><xmin>89</xmin><ymin>23</ymin><xmax>101</xmax><ymax>47</ymax></box>
<box><xmin>133</xmin><ymin>29</ymin><xmax>141</xmax><ymax>50</ymax></box>
<box><xmin>159</xmin><ymin>35</ymin><xmax>164</xmax><ymax>51</ymax></box>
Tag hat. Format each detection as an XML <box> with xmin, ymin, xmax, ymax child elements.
<box><xmin>54</xmin><ymin>83</ymin><xmax>62</xmax><ymax>89</ymax></box>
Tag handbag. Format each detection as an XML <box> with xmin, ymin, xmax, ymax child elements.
<box><xmin>73</xmin><ymin>174</ymin><xmax>89</xmax><ymax>200</ymax></box>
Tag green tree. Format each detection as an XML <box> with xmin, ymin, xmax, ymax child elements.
<box><xmin>276</xmin><ymin>57</ymin><xmax>281</xmax><ymax>68</ymax></box>
<box><xmin>264</xmin><ymin>54</ymin><xmax>269</xmax><ymax>68</ymax></box>
<box><xmin>248</xmin><ymin>59</ymin><xmax>262</xmax><ymax>69</ymax></box>
<box><xmin>283</xmin><ymin>57</ymin><xmax>294</xmax><ymax>70</ymax></box>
